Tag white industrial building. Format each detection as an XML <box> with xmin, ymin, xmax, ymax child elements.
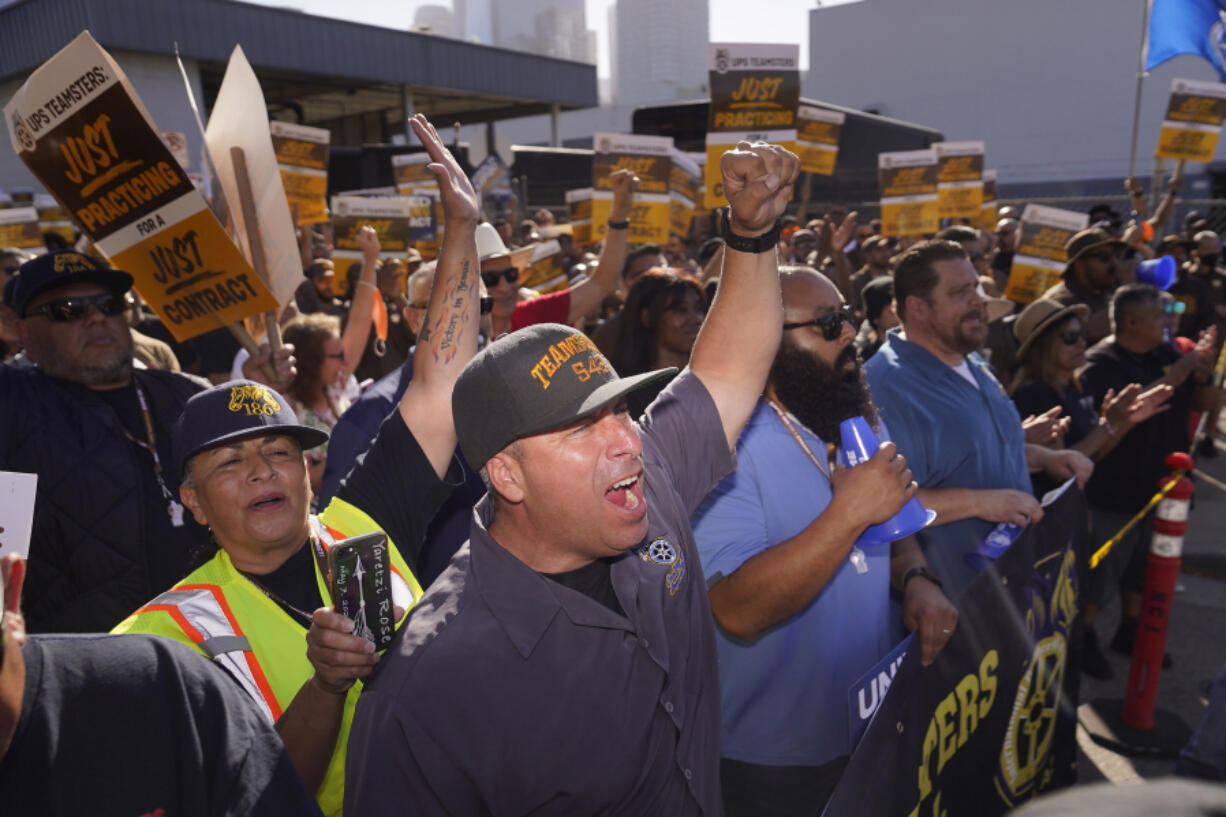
<box><xmin>806</xmin><ymin>0</ymin><xmax>1226</xmax><ymax>200</ymax></box>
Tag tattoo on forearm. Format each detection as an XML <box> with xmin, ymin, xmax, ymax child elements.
<box><xmin>429</xmin><ymin>259</ymin><xmax>473</xmax><ymax>364</ymax></box>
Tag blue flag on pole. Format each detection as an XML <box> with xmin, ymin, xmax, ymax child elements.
<box><xmin>1147</xmin><ymin>0</ymin><xmax>1226</xmax><ymax>79</ymax></box>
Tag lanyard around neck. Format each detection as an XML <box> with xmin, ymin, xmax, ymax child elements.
<box><xmin>765</xmin><ymin>397</ymin><xmax>829</xmax><ymax>479</ymax></box>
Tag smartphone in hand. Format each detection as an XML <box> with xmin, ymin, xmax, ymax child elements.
<box><xmin>327</xmin><ymin>531</ymin><xmax>395</xmax><ymax>651</ymax></box>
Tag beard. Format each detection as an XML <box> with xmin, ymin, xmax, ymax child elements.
<box><xmin>768</xmin><ymin>338</ymin><xmax>879</xmax><ymax>444</ymax></box>
<box><xmin>26</xmin><ymin>327</ymin><xmax>134</xmax><ymax>387</ymax></box>
<box><xmin>947</xmin><ymin>309</ymin><xmax>986</xmax><ymax>355</ymax></box>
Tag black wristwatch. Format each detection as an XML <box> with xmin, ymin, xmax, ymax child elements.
<box><xmin>720</xmin><ymin>209</ymin><xmax>782</xmax><ymax>254</ymax></box>
<box><xmin>902</xmin><ymin>566</ymin><xmax>942</xmax><ymax>591</ymax></box>
<box><xmin>607</xmin><ymin>219</ymin><xmax>629</xmax><ymax>230</ymax></box>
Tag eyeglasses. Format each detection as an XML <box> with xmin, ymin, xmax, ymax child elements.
<box><xmin>1087</xmin><ymin>251</ymin><xmax>1115</xmax><ymax>264</ymax></box>
<box><xmin>1164</xmin><ymin>301</ymin><xmax>1187</xmax><ymax>315</ymax></box>
<box><xmin>409</xmin><ymin>296</ymin><xmax>494</xmax><ymax>315</ymax></box>
<box><xmin>1057</xmin><ymin>328</ymin><xmax>1088</xmax><ymax>345</ymax></box>
<box><xmin>783</xmin><ymin>305</ymin><xmax>857</xmax><ymax>340</ymax></box>
<box><xmin>481</xmin><ymin>267</ymin><xmax>519</xmax><ymax>287</ymax></box>
<box><xmin>27</xmin><ymin>291</ymin><xmax>126</xmax><ymax>322</ymax></box>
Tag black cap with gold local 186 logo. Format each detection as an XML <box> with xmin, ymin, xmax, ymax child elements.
<box><xmin>173</xmin><ymin>380</ymin><xmax>329</xmax><ymax>477</ymax></box>
<box><xmin>12</xmin><ymin>249</ymin><xmax>133</xmax><ymax>317</ymax></box>
<box><xmin>452</xmin><ymin>323</ymin><xmax>676</xmax><ymax>470</ymax></box>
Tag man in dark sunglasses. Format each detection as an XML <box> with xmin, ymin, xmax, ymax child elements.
<box><xmin>1</xmin><ymin>249</ymin><xmax>294</xmax><ymax>635</ymax></box>
<box><xmin>693</xmin><ymin>268</ymin><xmax>954</xmax><ymax>814</ymax></box>
<box><xmin>480</xmin><ymin>168</ymin><xmax>637</xmax><ymax>338</ymax></box>
<box><xmin>1041</xmin><ymin>227</ymin><xmax>1124</xmax><ymax>346</ymax></box>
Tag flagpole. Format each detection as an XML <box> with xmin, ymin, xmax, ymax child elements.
<box><xmin>1129</xmin><ymin>0</ymin><xmax>1154</xmax><ymax>179</ymax></box>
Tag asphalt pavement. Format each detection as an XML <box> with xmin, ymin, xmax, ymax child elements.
<box><xmin>1071</xmin><ymin>420</ymin><xmax>1226</xmax><ymax>786</ymax></box>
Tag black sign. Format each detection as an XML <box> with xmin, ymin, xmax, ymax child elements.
<box><xmin>824</xmin><ymin>487</ymin><xmax>1090</xmax><ymax>817</ymax></box>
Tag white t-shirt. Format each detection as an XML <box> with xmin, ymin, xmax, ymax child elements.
<box><xmin>951</xmin><ymin>358</ymin><xmax>981</xmax><ymax>390</ymax></box>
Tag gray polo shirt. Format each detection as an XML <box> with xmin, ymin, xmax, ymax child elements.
<box><xmin>345</xmin><ymin>370</ymin><xmax>734</xmax><ymax>816</ymax></box>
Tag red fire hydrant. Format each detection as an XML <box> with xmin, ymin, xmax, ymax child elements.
<box><xmin>1121</xmin><ymin>452</ymin><xmax>1195</xmax><ymax>730</ymax></box>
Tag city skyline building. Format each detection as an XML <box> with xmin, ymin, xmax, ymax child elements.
<box><xmin>612</xmin><ymin>0</ymin><xmax>709</xmax><ymax>105</ymax></box>
<box><xmin>411</xmin><ymin>3</ymin><xmax>454</xmax><ymax>36</ymax></box>
<box><xmin>455</xmin><ymin>0</ymin><xmax>596</xmax><ymax>63</ymax></box>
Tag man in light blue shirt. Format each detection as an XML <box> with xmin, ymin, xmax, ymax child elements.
<box><xmin>692</xmin><ymin>268</ymin><xmax>958</xmax><ymax>817</ymax></box>
<box><xmin>864</xmin><ymin>240</ymin><xmax>1093</xmax><ymax>598</ymax></box>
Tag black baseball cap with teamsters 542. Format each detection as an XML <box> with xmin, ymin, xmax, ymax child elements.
<box><xmin>453</xmin><ymin>323</ymin><xmax>676</xmax><ymax>469</ymax></box>
<box><xmin>174</xmin><ymin>380</ymin><xmax>329</xmax><ymax>477</ymax></box>
<box><xmin>11</xmin><ymin>249</ymin><xmax>133</xmax><ymax>317</ymax></box>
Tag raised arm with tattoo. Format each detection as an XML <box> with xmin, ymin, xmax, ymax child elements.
<box><xmin>399</xmin><ymin>114</ymin><xmax>482</xmax><ymax>476</ymax></box>
<box><xmin>274</xmin><ymin>115</ymin><xmax>480</xmax><ymax>793</ymax></box>
<box><xmin>689</xmin><ymin>141</ymin><xmax>800</xmax><ymax>450</ymax></box>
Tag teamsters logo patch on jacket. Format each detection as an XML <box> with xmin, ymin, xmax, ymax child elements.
<box><xmin>634</xmin><ymin>536</ymin><xmax>686</xmax><ymax>596</ymax></box>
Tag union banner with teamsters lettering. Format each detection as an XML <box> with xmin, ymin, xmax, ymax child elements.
<box><xmin>4</xmin><ymin>31</ymin><xmax>279</xmax><ymax>342</ymax></box>
<box><xmin>824</xmin><ymin>486</ymin><xmax>1089</xmax><ymax>817</ymax></box>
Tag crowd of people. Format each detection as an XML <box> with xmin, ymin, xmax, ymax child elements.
<box><xmin>1</xmin><ymin>112</ymin><xmax>1225</xmax><ymax>816</ymax></box>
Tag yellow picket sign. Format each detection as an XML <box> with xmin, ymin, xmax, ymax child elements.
<box><xmin>936</xmin><ymin>141</ymin><xmax>984</xmax><ymax>220</ymax></box>
<box><xmin>878</xmin><ymin>149</ymin><xmax>939</xmax><ymax>237</ymax></box>
<box><xmin>592</xmin><ymin>132</ymin><xmax>673</xmax><ymax>245</ymax></box>
<box><xmin>330</xmin><ymin>195</ymin><xmax>418</xmax><ymax>292</ymax></box>
<box><xmin>0</xmin><ymin>207</ymin><xmax>42</xmax><ymax>249</ymax></box>
<box><xmin>567</xmin><ymin>188</ymin><xmax>593</xmax><ymax>247</ymax></box>
<box><xmin>392</xmin><ymin>153</ymin><xmax>437</xmax><ymax>195</ymax></box>
<box><xmin>1155</xmin><ymin>78</ymin><xmax>1226</xmax><ymax>163</ymax></box>
<box><xmin>1004</xmin><ymin>204</ymin><xmax>1088</xmax><ymax>304</ymax></box>
<box><xmin>4</xmin><ymin>31</ymin><xmax>277</xmax><ymax>341</ymax></box>
<box><xmin>271</xmin><ymin>120</ymin><xmax>330</xmax><ymax>225</ymax></box>
<box><xmin>796</xmin><ymin>106</ymin><xmax>844</xmax><ymax>176</ymax></box>
<box><xmin>705</xmin><ymin>43</ymin><xmax>800</xmax><ymax>208</ymax></box>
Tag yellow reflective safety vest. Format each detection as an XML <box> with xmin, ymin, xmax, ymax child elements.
<box><xmin>112</xmin><ymin>502</ymin><xmax>422</xmax><ymax>817</ymax></box>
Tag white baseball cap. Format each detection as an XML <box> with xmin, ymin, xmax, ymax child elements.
<box><xmin>476</xmin><ymin>223</ymin><xmax>510</xmax><ymax>261</ymax></box>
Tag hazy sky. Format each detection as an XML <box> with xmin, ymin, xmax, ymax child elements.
<box><xmin>248</xmin><ymin>0</ymin><xmax>856</xmax><ymax>75</ymax></box>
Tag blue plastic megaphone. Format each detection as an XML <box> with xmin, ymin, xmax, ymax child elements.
<box><xmin>1136</xmin><ymin>255</ymin><xmax>1176</xmax><ymax>291</ymax></box>
<box><xmin>839</xmin><ymin>416</ymin><xmax>937</xmax><ymax>547</ymax></box>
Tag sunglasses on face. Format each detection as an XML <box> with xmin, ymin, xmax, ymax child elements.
<box><xmin>1057</xmin><ymin>328</ymin><xmax>1088</xmax><ymax>345</ymax></box>
<box><xmin>1165</xmin><ymin>301</ymin><xmax>1187</xmax><ymax>315</ymax></box>
<box><xmin>480</xmin><ymin>267</ymin><xmax>519</xmax><ymax>288</ymax></box>
<box><xmin>783</xmin><ymin>304</ymin><xmax>857</xmax><ymax>341</ymax></box>
<box><xmin>28</xmin><ymin>291</ymin><xmax>126</xmax><ymax>322</ymax></box>
<box><xmin>410</xmin><ymin>296</ymin><xmax>494</xmax><ymax>314</ymax></box>
<box><xmin>1087</xmin><ymin>251</ymin><xmax>1115</xmax><ymax>264</ymax></box>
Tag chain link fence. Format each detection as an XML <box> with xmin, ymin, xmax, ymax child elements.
<box><xmin>802</xmin><ymin>196</ymin><xmax>1226</xmax><ymax>242</ymax></box>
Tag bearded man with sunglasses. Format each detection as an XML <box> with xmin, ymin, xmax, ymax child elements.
<box><xmin>691</xmin><ymin>267</ymin><xmax>956</xmax><ymax>816</ymax></box>
<box><xmin>1</xmin><ymin>250</ymin><xmax>293</xmax><ymax>634</ymax></box>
